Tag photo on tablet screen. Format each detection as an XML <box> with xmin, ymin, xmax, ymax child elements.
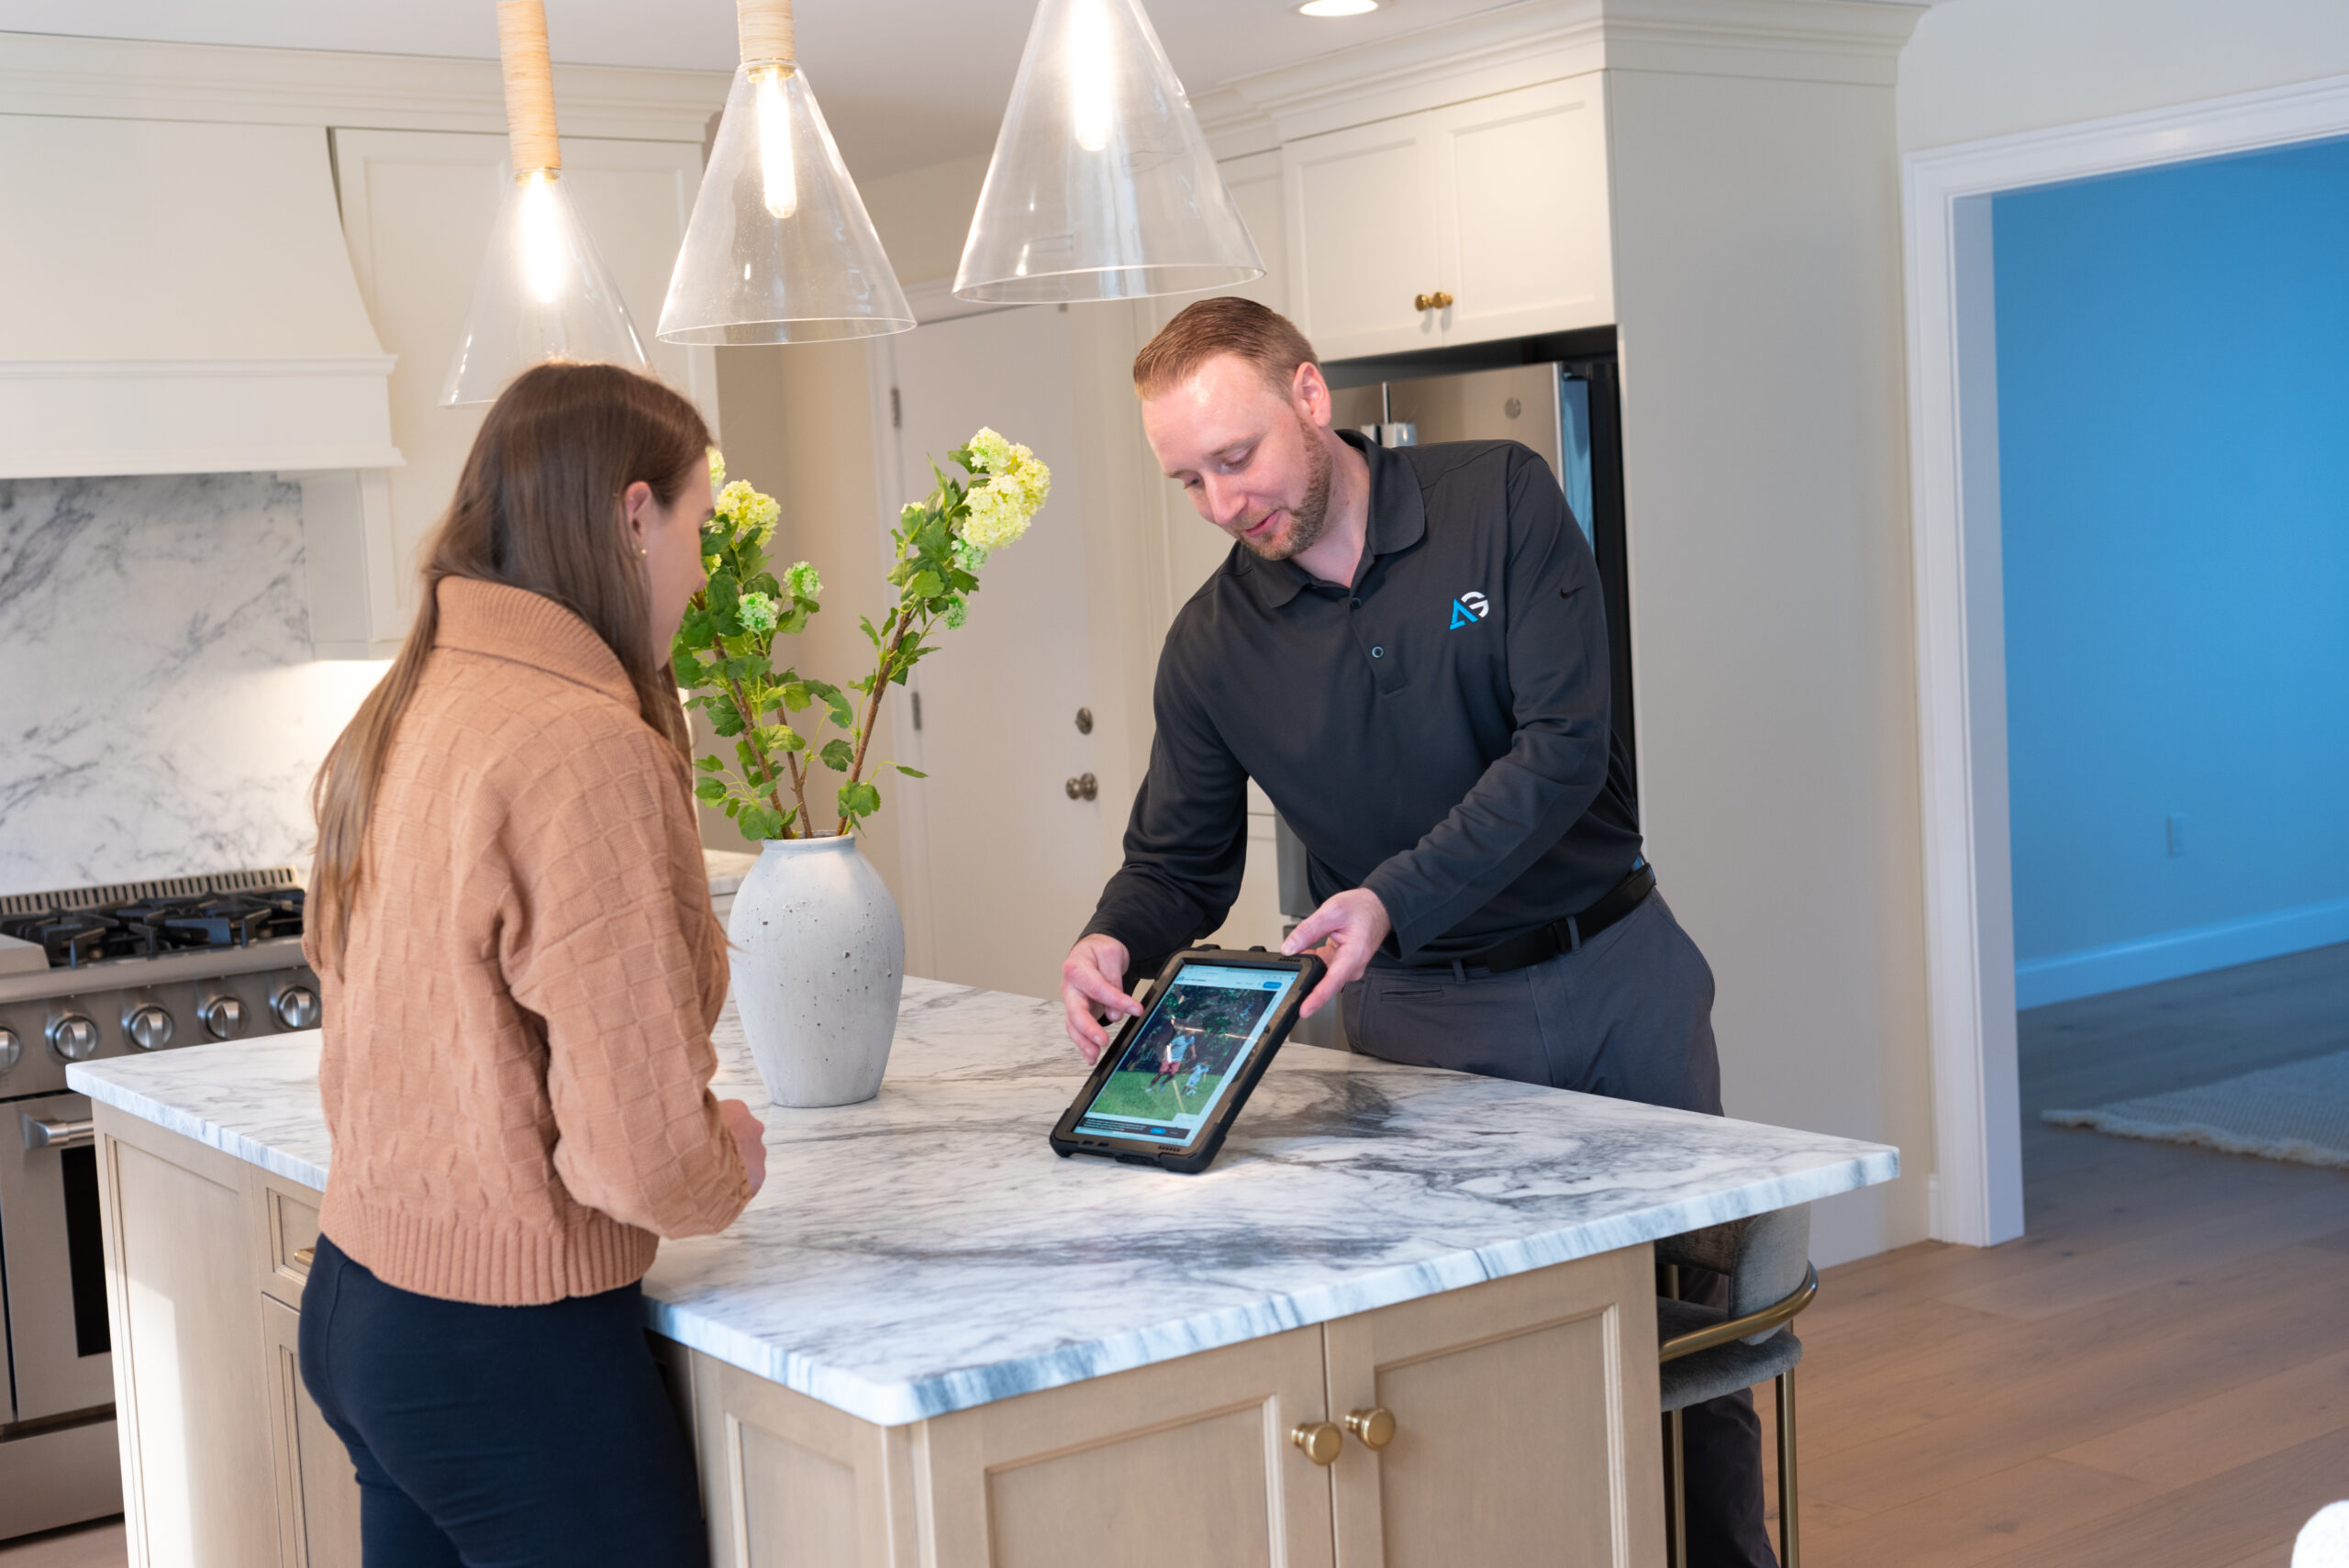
<box><xmin>1074</xmin><ymin>964</ymin><xmax>1299</xmax><ymax>1147</ymax></box>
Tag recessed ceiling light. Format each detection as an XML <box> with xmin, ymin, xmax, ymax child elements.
<box><xmin>1296</xmin><ymin>0</ymin><xmax>1383</xmax><ymax>17</ymax></box>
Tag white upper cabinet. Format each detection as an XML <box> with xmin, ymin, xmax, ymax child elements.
<box><xmin>1283</xmin><ymin>74</ymin><xmax>1612</xmax><ymax>362</ymax></box>
<box><xmin>328</xmin><ymin>129</ymin><xmax>712</xmax><ymax>640</ymax></box>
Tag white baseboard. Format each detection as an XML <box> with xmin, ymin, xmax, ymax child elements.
<box><xmin>2016</xmin><ymin>894</ymin><xmax>2349</xmax><ymax>1010</ymax></box>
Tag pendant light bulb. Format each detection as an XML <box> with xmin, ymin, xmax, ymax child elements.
<box><xmin>955</xmin><ymin>0</ymin><xmax>1264</xmax><ymax>304</ymax></box>
<box><xmin>656</xmin><ymin>0</ymin><xmax>914</xmax><ymax>344</ymax></box>
<box><xmin>519</xmin><ymin>170</ymin><xmax>569</xmax><ymax>303</ymax></box>
<box><xmin>754</xmin><ymin>66</ymin><xmax>799</xmax><ymax>218</ymax></box>
<box><xmin>441</xmin><ymin>1</ymin><xmax>649</xmax><ymax>406</ymax></box>
<box><xmin>1069</xmin><ymin>1</ymin><xmax>1116</xmax><ymax>154</ymax></box>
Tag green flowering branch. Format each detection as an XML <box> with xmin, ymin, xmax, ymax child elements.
<box><xmin>673</xmin><ymin>429</ymin><xmax>1049</xmax><ymax>841</ymax></box>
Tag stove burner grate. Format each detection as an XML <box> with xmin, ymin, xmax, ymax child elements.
<box><xmin>0</xmin><ymin>887</ymin><xmax>305</xmax><ymax>968</ymax></box>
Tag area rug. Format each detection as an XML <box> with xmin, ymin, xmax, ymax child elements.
<box><xmin>2042</xmin><ymin>1050</ymin><xmax>2349</xmax><ymax>1169</ymax></box>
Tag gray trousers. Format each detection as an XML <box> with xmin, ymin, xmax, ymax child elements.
<box><xmin>1341</xmin><ymin>893</ymin><xmax>1777</xmax><ymax>1568</ymax></box>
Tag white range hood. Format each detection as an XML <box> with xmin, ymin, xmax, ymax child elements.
<box><xmin>0</xmin><ymin>114</ymin><xmax>401</xmax><ymax>479</ymax></box>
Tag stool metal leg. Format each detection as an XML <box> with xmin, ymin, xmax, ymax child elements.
<box><xmin>1664</xmin><ymin>1407</ymin><xmax>1687</xmax><ymax>1568</ymax></box>
<box><xmin>1776</xmin><ymin>1367</ymin><xmax>1799</xmax><ymax>1568</ymax></box>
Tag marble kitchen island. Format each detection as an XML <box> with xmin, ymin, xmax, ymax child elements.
<box><xmin>72</xmin><ymin>978</ymin><xmax>1896</xmax><ymax>1568</ymax></box>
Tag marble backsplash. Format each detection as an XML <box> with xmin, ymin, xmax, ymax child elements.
<box><xmin>0</xmin><ymin>473</ymin><xmax>388</xmax><ymax>895</ymax></box>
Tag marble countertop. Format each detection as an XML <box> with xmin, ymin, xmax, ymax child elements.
<box><xmin>701</xmin><ymin>848</ymin><xmax>760</xmax><ymax>896</ymax></box>
<box><xmin>71</xmin><ymin>979</ymin><xmax>1897</xmax><ymax>1427</ymax></box>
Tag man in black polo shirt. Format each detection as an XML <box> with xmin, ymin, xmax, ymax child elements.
<box><xmin>1058</xmin><ymin>297</ymin><xmax>1774</xmax><ymax>1567</ymax></box>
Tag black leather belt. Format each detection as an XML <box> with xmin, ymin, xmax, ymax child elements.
<box><xmin>1407</xmin><ymin>862</ymin><xmax>1656</xmax><ymax>976</ymax></box>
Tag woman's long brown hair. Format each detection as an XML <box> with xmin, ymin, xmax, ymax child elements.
<box><xmin>308</xmin><ymin>361</ymin><xmax>712</xmax><ymax>973</ymax></box>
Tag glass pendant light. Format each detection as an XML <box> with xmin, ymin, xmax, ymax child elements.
<box><xmin>441</xmin><ymin>0</ymin><xmax>649</xmax><ymax>407</ymax></box>
<box><xmin>657</xmin><ymin>0</ymin><xmax>914</xmax><ymax>344</ymax></box>
<box><xmin>954</xmin><ymin>0</ymin><xmax>1264</xmax><ymax>304</ymax></box>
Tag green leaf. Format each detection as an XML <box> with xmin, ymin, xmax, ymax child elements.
<box><xmin>694</xmin><ymin>775</ymin><xmax>726</xmax><ymax>802</ymax></box>
<box><xmin>894</xmin><ymin>763</ymin><xmax>928</xmax><ymax>778</ymax></box>
<box><xmin>837</xmin><ymin>779</ymin><xmax>881</xmax><ymax>820</ymax></box>
<box><xmin>819</xmin><ymin>738</ymin><xmax>854</xmax><ymax>773</ymax></box>
<box><xmin>781</xmin><ymin>682</ymin><xmax>810</xmax><ymax>712</ymax></box>
<box><xmin>693</xmin><ymin>754</ymin><xmax>724</xmax><ymax>772</ymax></box>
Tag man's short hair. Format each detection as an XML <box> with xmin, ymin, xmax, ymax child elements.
<box><xmin>1132</xmin><ymin>296</ymin><xmax>1319</xmax><ymax>399</ymax></box>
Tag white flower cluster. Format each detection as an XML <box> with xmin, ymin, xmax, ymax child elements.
<box><xmin>786</xmin><ymin>561</ymin><xmax>821</xmax><ymax>600</ymax></box>
<box><xmin>736</xmin><ymin>591</ymin><xmax>779</xmax><ymax>635</ymax></box>
<box><xmin>959</xmin><ymin>426</ymin><xmax>1051</xmax><ymax>554</ymax></box>
<box><xmin>718</xmin><ymin>480</ymin><xmax>780</xmax><ymax>547</ymax></box>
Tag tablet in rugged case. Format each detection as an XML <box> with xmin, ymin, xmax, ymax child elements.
<box><xmin>1049</xmin><ymin>946</ymin><xmax>1326</xmax><ymax>1175</ymax></box>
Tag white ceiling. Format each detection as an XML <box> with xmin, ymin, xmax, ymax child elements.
<box><xmin>0</xmin><ymin>0</ymin><xmax>1530</xmax><ymax>177</ymax></box>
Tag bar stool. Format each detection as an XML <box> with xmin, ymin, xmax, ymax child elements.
<box><xmin>1657</xmin><ymin>1205</ymin><xmax>1818</xmax><ymax>1568</ymax></box>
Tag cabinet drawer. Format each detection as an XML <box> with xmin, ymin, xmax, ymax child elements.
<box><xmin>254</xmin><ymin>1173</ymin><xmax>324</xmax><ymax>1308</ymax></box>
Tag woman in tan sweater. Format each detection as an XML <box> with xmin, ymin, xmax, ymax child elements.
<box><xmin>297</xmin><ymin>362</ymin><xmax>764</xmax><ymax>1566</ymax></box>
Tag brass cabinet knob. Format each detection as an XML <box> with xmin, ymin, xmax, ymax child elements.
<box><xmin>1344</xmin><ymin>1407</ymin><xmax>1397</xmax><ymax>1450</ymax></box>
<box><xmin>1412</xmin><ymin>291</ymin><xmax>1454</xmax><ymax>312</ymax></box>
<box><xmin>1291</xmin><ymin>1420</ymin><xmax>1343</xmax><ymax>1466</ymax></box>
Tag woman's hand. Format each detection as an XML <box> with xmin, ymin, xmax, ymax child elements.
<box><xmin>718</xmin><ymin>1098</ymin><xmax>768</xmax><ymax>1197</ymax></box>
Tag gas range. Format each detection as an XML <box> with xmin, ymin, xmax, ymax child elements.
<box><xmin>0</xmin><ymin>867</ymin><xmax>318</xmax><ymax>1099</ymax></box>
<box><xmin>0</xmin><ymin>866</ymin><xmax>322</xmax><ymax>1535</ymax></box>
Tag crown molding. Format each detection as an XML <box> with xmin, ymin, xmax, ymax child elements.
<box><xmin>1198</xmin><ymin>0</ymin><xmax>1924</xmax><ymax>157</ymax></box>
<box><xmin>0</xmin><ymin>30</ymin><xmax>725</xmax><ymax>143</ymax></box>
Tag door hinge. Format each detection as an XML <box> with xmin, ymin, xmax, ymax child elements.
<box><xmin>910</xmin><ymin>690</ymin><xmax>921</xmax><ymax>730</ymax></box>
<box><xmin>890</xmin><ymin>386</ymin><xmax>902</xmax><ymax>429</ymax></box>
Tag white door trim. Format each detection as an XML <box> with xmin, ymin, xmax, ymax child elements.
<box><xmin>1902</xmin><ymin>72</ymin><xmax>2349</xmax><ymax>1246</ymax></box>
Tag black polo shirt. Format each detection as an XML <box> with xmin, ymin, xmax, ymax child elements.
<box><xmin>1083</xmin><ymin>428</ymin><xmax>1643</xmax><ymax>974</ymax></box>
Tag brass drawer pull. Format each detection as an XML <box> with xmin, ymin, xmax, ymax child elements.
<box><xmin>1412</xmin><ymin>291</ymin><xmax>1454</xmax><ymax>312</ymax></box>
<box><xmin>1291</xmin><ymin>1420</ymin><xmax>1343</xmax><ymax>1466</ymax></box>
<box><xmin>1344</xmin><ymin>1407</ymin><xmax>1396</xmax><ymax>1450</ymax></box>
<box><xmin>292</xmin><ymin>1246</ymin><xmax>316</xmax><ymax>1269</ymax></box>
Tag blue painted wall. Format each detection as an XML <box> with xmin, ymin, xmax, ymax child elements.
<box><xmin>1996</xmin><ymin>139</ymin><xmax>2349</xmax><ymax>1007</ymax></box>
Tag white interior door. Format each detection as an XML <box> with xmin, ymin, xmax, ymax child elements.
<box><xmin>885</xmin><ymin>306</ymin><xmax>1100</xmax><ymax>1001</ymax></box>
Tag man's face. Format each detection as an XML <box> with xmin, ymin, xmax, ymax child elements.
<box><xmin>1141</xmin><ymin>354</ymin><xmax>1335</xmax><ymax>562</ymax></box>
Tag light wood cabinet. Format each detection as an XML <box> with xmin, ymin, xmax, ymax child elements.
<box><xmin>1283</xmin><ymin>75</ymin><xmax>1613</xmax><ymax>361</ymax></box>
<box><xmin>1325</xmin><ymin>1247</ymin><xmax>1662</xmax><ymax>1568</ymax></box>
<box><xmin>95</xmin><ymin>1107</ymin><xmax>1663</xmax><ymax>1568</ymax></box>
<box><xmin>95</xmin><ymin>1111</ymin><xmax>280</xmax><ymax>1567</ymax></box>
<box><xmin>260</xmin><ymin>1295</ymin><xmax>362</xmax><ymax>1568</ymax></box>
<box><xmin>315</xmin><ymin>128</ymin><xmax>716</xmax><ymax>656</ymax></box>
<box><xmin>685</xmin><ymin>1249</ymin><xmax>1660</xmax><ymax>1567</ymax></box>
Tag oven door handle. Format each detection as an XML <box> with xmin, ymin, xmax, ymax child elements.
<box><xmin>22</xmin><ymin>1115</ymin><xmax>95</xmax><ymax>1151</ymax></box>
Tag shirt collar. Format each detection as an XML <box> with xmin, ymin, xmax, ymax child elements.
<box><xmin>1237</xmin><ymin>428</ymin><xmax>1428</xmax><ymax>608</ymax></box>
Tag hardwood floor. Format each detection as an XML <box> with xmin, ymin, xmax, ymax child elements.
<box><xmin>1765</xmin><ymin>941</ymin><xmax>2349</xmax><ymax>1568</ymax></box>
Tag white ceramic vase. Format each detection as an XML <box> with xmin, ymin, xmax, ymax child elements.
<box><xmin>727</xmin><ymin>834</ymin><xmax>905</xmax><ymax>1107</ymax></box>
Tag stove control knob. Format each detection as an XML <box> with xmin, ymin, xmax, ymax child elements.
<box><xmin>273</xmin><ymin>985</ymin><xmax>319</xmax><ymax>1030</ymax></box>
<box><xmin>125</xmin><ymin>1004</ymin><xmax>175</xmax><ymax>1051</ymax></box>
<box><xmin>199</xmin><ymin>995</ymin><xmax>247</xmax><ymax>1040</ymax></box>
<box><xmin>0</xmin><ymin>1027</ymin><xmax>19</xmax><ymax>1074</ymax></box>
<box><xmin>47</xmin><ymin>1013</ymin><xmax>100</xmax><ymax>1062</ymax></box>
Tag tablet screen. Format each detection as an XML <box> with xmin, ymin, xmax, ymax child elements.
<box><xmin>1072</xmin><ymin>962</ymin><xmax>1304</xmax><ymax>1148</ymax></box>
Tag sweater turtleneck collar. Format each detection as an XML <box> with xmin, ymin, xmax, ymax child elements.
<box><xmin>432</xmin><ymin>576</ymin><xmax>640</xmax><ymax>709</ymax></box>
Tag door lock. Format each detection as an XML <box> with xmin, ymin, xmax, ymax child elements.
<box><xmin>1063</xmin><ymin>773</ymin><xmax>1098</xmax><ymax>801</ymax></box>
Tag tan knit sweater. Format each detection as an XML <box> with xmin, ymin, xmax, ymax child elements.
<box><xmin>306</xmin><ymin>577</ymin><xmax>750</xmax><ymax>1306</ymax></box>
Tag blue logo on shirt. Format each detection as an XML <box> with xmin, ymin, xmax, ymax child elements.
<box><xmin>1450</xmin><ymin>591</ymin><xmax>1490</xmax><ymax>629</ymax></box>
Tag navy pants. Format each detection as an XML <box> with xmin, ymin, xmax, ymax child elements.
<box><xmin>298</xmin><ymin>1234</ymin><xmax>707</xmax><ymax>1567</ymax></box>
<box><xmin>1343</xmin><ymin>893</ymin><xmax>1779</xmax><ymax>1568</ymax></box>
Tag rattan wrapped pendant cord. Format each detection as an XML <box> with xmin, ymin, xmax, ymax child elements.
<box><xmin>657</xmin><ymin>0</ymin><xmax>914</xmax><ymax>345</ymax></box>
<box><xmin>441</xmin><ymin>0</ymin><xmax>650</xmax><ymax>406</ymax></box>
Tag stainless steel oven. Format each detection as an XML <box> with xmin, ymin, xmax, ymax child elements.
<box><xmin>0</xmin><ymin>867</ymin><xmax>317</xmax><ymax>1539</ymax></box>
<box><xmin>2</xmin><ymin>1092</ymin><xmax>116</xmax><ymax>1421</ymax></box>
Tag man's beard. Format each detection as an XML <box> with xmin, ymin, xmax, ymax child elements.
<box><xmin>1238</xmin><ymin>415</ymin><xmax>1334</xmax><ymax>562</ymax></box>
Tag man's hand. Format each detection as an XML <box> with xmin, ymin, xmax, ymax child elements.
<box><xmin>1062</xmin><ymin>933</ymin><xmax>1142</xmax><ymax>1063</ymax></box>
<box><xmin>1281</xmin><ymin>888</ymin><xmax>1392</xmax><ymax>1018</ymax></box>
<box><xmin>718</xmin><ymin>1097</ymin><xmax>768</xmax><ymax>1198</ymax></box>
